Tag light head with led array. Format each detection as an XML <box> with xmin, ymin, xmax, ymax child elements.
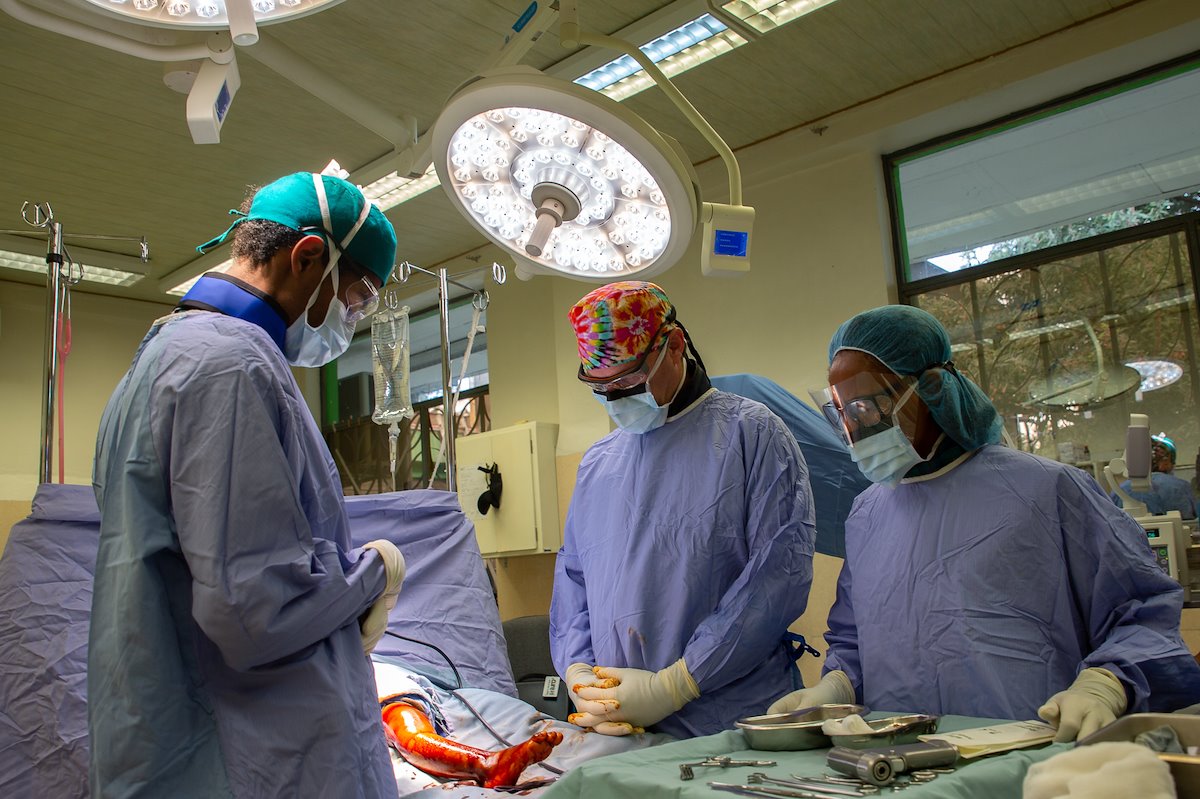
<box><xmin>430</xmin><ymin>67</ymin><xmax>700</xmax><ymax>282</ymax></box>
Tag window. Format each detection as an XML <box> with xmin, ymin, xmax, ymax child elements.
<box><xmin>319</xmin><ymin>298</ymin><xmax>491</xmax><ymax>494</ymax></box>
<box><xmin>887</xmin><ymin>56</ymin><xmax>1200</xmax><ymax>484</ymax></box>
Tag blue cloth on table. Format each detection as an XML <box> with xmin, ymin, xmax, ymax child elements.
<box><xmin>712</xmin><ymin>373</ymin><xmax>869</xmax><ymax>559</ymax></box>
<box><xmin>824</xmin><ymin>444</ymin><xmax>1200</xmax><ymax>720</ymax></box>
<box><xmin>1112</xmin><ymin>472</ymin><xmax>1197</xmax><ymax>519</ymax></box>
<box><xmin>347</xmin><ymin>490</ymin><xmax>516</xmax><ymax>697</ymax></box>
<box><xmin>550</xmin><ymin>389</ymin><xmax>815</xmax><ymax>738</ymax></box>
<box><xmin>0</xmin><ymin>484</ymin><xmax>96</xmax><ymax>799</ymax></box>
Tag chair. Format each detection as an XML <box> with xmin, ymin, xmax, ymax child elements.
<box><xmin>502</xmin><ymin>615</ymin><xmax>572</xmax><ymax>721</ymax></box>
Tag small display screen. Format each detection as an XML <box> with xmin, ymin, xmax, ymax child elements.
<box><xmin>713</xmin><ymin>229</ymin><xmax>748</xmax><ymax>257</ymax></box>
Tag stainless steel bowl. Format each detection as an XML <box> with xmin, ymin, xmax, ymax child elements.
<box><xmin>736</xmin><ymin>704</ymin><xmax>869</xmax><ymax>751</ymax></box>
<box><xmin>826</xmin><ymin>714</ymin><xmax>940</xmax><ymax>749</ymax></box>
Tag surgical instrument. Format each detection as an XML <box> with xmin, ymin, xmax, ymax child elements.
<box><xmin>710</xmin><ymin>781</ymin><xmax>859</xmax><ymax>799</ymax></box>
<box><xmin>680</xmin><ymin>756</ymin><xmax>777</xmax><ymax>780</ymax></box>
<box><xmin>748</xmin><ymin>773</ymin><xmax>872</xmax><ymax>796</ymax></box>
<box><xmin>827</xmin><ymin>741</ymin><xmax>958</xmax><ymax>786</ymax></box>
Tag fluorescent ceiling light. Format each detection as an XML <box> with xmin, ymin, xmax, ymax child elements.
<box><xmin>0</xmin><ymin>250</ymin><xmax>142</xmax><ymax>286</ymax></box>
<box><xmin>575</xmin><ymin>14</ymin><xmax>730</xmax><ymax>93</ymax></box>
<box><xmin>1126</xmin><ymin>359</ymin><xmax>1183</xmax><ymax>392</ymax></box>
<box><xmin>166</xmin><ymin>258</ymin><xmax>232</xmax><ymax>295</ymax></box>
<box><xmin>720</xmin><ymin>0</ymin><xmax>839</xmax><ymax>33</ymax></box>
<box><xmin>82</xmin><ymin>0</ymin><xmax>343</xmax><ymax>29</ymax></box>
<box><xmin>362</xmin><ymin>164</ymin><xmax>440</xmax><ymax>212</ymax></box>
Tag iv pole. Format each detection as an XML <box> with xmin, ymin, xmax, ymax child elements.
<box><xmin>5</xmin><ymin>202</ymin><xmax>149</xmax><ymax>483</ymax></box>
<box><xmin>396</xmin><ymin>260</ymin><xmax>505</xmax><ymax>491</ymax></box>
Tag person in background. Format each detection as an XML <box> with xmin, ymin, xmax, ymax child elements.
<box><xmin>1112</xmin><ymin>433</ymin><xmax>1197</xmax><ymax>519</ymax></box>
<box><xmin>771</xmin><ymin>304</ymin><xmax>1200</xmax><ymax>742</ymax></box>
<box><xmin>550</xmin><ymin>281</ymin><xmax>817</xmax><ymax>738</ymax></box>
<box><xmin>89</xmin><ymin>173</ymin><xmax>406</xmax><ymax>798</ymax></box>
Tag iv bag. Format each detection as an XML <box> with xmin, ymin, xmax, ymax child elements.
<box><xmin>371</xmin><ymin>304</ymin><xmax>413</xmax><ymax>425</ymax></box>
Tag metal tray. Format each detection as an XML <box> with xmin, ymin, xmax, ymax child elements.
<box><xmin>826</xmin><ymin>714</ymin><xmax>940</xmax><ymax>749</ymax></box>
<box><xmin>736</xmin><ymin>704</ymin><xmax>868</xmax><ymax>751</ymax></box>
<box><xmin>1078</xmin><ymin>712</ymin><xmax>1200</xmax><ymax>795</ymax></box>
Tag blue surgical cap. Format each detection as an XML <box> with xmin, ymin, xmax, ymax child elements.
<box><xmin>829</xmin><ymin>305</ymin><xmax>1003</xmax><ymax>451</ymax></box>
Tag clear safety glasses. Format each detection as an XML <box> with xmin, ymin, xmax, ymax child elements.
<box><xmin>340</xmin><ymin>262</ymin><xmax>379</xmax><ymax>324</ymax></box>
<box><xmin>809</xmin><ymin>373</ymin><xmax>916</xmax><ymax>445</ymax></box>
<box><xmin>577</xmin><ymin>330</ymin><xmax>670</xmax><ymax>398</ymax></box>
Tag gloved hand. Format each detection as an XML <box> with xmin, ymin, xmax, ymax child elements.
<box><xmin>566</xmin><ymin>662</ymin><xmax>620</xmax><ymax>716</ymax></box>
<box><xmin>1038</xmin><ymin>667</ymin><xmax>1127</xmax><ymax>742</ymax></box>
<box><xmin>571</xmin><ymin>659</ymin><xmax>699</xmax><ymax>731</ymax></box>
<box><xmin>767</xmin><ymin>670</ymin><xmax>855</xmax><ymax>715</ymax></box>
<box><xmin>359</xmin><ymin>540</ymin><xmax>406</xmax><ymax>655</ymax></box>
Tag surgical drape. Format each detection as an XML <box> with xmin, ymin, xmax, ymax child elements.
<box><xmin>550</xmin><ymin>391</ymin><xmax>816</xmax><ymax>738</ymax></box>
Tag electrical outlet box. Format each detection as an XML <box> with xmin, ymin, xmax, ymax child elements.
<box><xmin>456</xmin><ymin>421</ymin><xmax>560</xmax><ymax>557</ymax></box>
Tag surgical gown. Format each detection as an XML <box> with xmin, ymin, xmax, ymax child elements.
<box><xmin>89</xmin><ymin>311</ymin><xmax>396</xmax><ymax>798</ymax></box>
<box><xmin>824</xmin><ymin>445</ymin><xmax>1200</xmax><ymax>720</ymax></box>
<box><xmin>1114</xmin><ymin>472</ymin><xmax>1197</xmax><ymax>519</ymax></box>
<box><xmin>550</xmin><ymin>389</ymin><xmax>816</xmax><ymax>738</ymax></box>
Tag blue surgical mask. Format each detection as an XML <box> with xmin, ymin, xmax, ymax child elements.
<box><xmin>848</xmin><ymin>385</ymin><xmax>941</xmax><ymax>486</ymax></box>
<box><xmin>594</xmin><ymin>345</ymin><xmax>684</xmax><ymax>434</ymax></box>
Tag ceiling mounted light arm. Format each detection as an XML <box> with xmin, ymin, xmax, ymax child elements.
<box><xmin>0</xmin><ymin>0</ymin><xmax>231</xmax><ymax>63</ymax></box>
<box><xmin>559</xmin><ymin>2</ymin><xmax>753</xmax><ymax>277</ymax></box>
<box><xmin>559</xmin><ymin>6</ymin><xmax>741</xmax><ymax>208</ymax></box>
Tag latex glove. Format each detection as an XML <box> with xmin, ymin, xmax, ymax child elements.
<box><xmin>767</xmin><ymin>670</ymin><xmax>855</xmax><ymax>715</ymax></box>
<box><xmin>359</xmin><ymin>540</ymin><xmax>406</xmax><ymax>655</ymax></box>
<box><xmin>572</xmin><ymin>659</ymin><xmax>699</xmax><ymax>730</ymax></box>
<box><xmin>1038</xmin><ymin>667</ymin><xmax>1127</xmax><ymax>743</ymax></box>
<box><xmin>566</xmin><ymin>662</ymin><xmax>620</xmax><ymax>716</ymax></box>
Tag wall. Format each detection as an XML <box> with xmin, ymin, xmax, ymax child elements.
<box><xmin>0</xmin><ymin>280</ymin><xmax>173</xmax><ymax>554</ymax></box>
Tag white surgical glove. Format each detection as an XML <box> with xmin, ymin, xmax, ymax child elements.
<box><xmin>572</xmin><ymin>659</ymin><xmax>699</xmax><ymax>731</ymax></box>
<box><xmin>1038</xmin><ymin>667</ymin><xmax>1127</xmax><ymax>743</ymax></box>
<box><xmin>359</xmin><ymin>540</ymin><xmax>406</xmax><ymax>655</ymax></box>
<box><xmin>565</xmin><ymin>662</ymin><xmax>620</xmax><ymax>716</ymax></box>
<box><xmin>767</xmin><ymin>670</ymin><xmax>855</xmax><ymax>715</ymax></box>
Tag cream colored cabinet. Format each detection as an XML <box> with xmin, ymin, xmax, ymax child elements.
<box><xmin>455</xmin><ymin>422</ymin><xmax>561</xmax><ymax>557</ymax></box>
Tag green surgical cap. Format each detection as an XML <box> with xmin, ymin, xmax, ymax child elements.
<box><xmin>197</xmin><ymin>173</ymin><xmax>397</xmax><ymax>285</ymax></box>
<box><xmin>829</xmin><ymin>304</ymin><xmax>1003</xmax><ymax>451</ymax></box>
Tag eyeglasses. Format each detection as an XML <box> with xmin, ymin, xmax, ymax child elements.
<box><xmin>577</xmin><ymin>331</ymin><xmax>670</xmax><ymax>396</ymax></box>
<box><xmin>822</xmin><ymin>391</ymin><xmax>897</xmax><ymax>431</ymax></box>
<box><xmin>340</xmin><ymin>261</ymin><xmax>379</xmax><ymax>323</ymax></box>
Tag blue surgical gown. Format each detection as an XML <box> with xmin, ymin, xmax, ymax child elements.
<box><xmin>1114</xmin><ymin>472</ymin><xmax>1197</xmax><ymax>519</ymax></box>
<box><xmin>550</xmin><ymin>390</ymin><xmax>816</xmax><ymax>738</ymax></box>
<box><xmin>825</xmin><ymin>445</ymin><xmax>1200</xmax><ymax>720</ymax></box>
<box><xmin>89</xmin><ymin>310</ymin><xmax>396</xmax><ymax>798</ymax></box>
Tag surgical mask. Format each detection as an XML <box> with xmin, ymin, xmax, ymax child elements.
<box><xmin>595</xmin><ymin>344</ymin><xmax>684</xmax><ymax>433</ymax></box>
<box><xmin>848</xmin><ymin>385</ymin><xmax>942</xmax><ymax>486</ymax></box>
<box><xmin>283</xmin><ymin>174</ymin><xmax>374</xmax><ymax>368</ymax></box>
<box><xmin>284</xmin><ymin>265</ymin><xmax>356</xmax><ymax>367</ymax></box>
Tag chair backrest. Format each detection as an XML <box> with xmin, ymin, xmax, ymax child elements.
<box><xmin>502</xmin><ymin>614</ymin><xmax>572</xmax><ymax>721</ymax></box>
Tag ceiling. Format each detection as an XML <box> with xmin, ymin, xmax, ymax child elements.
<box><xmin>0</xmin><ymin>0</ymin><xmax>1139</xmax><ymax>305</ymax></box>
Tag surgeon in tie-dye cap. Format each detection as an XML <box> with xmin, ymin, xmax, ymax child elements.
<box><xmin>549</xmin><ymin>281</ymin><xmax>817</xmax><ymax>739</ymax></box>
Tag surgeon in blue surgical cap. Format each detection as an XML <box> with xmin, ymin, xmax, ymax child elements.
<box><xmin>90</xmin><ymin>173</ymin><xmax>406</xmax><ymax>798</ymax></box>
<box><xmin>550</xmin><ymin>281</ymin><xmax>817</xmax><ymax>739</ymax></box>
<box><xmin>770</xmin><ymin>304</ymin><xmax>1200</xmax><ymax>742</ymax></box>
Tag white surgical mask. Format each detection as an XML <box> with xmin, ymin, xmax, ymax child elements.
<box><xmin>282</xmin><ymin>175</ymin><xmax>374</xmax><ymax>368</ymax></box>
<box><xmin>596</xmin><ymin>345</ymin><xmax>686</xmax><ymax>434</ymax></box>
<box><xmin>848</xmin><ymin>386</ymin><xmax>942</xmax><ymax>486</ymax></box>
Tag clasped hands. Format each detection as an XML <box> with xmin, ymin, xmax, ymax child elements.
<box><xmin>565</xmin><ymin>659</ymin><xmax>699</xmax><ymax>736</ymax></box>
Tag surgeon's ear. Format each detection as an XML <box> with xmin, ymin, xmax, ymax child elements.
<box><xmin>290</xmin><ymin>234</ymin><xmax>327</xmax><ymax>277</ymax></box>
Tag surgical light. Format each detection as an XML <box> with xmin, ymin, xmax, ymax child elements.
<box><xmin>430</xmin><ymin>68</ymin><xmax>699</xmax><ymax>282</ymax></box>
<box><xmin>84</xmin><ymin>0</ymin><xmax>341</xmax><ymax>29</ymax></box>
<box><xmin>1126</xmin><ymin>359</ymin><xmax>1183</xmax><ymax>392</ymax></box>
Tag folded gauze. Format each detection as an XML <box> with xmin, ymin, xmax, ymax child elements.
<box><xmin>1023</xmin><ymin>741</ymin><xmax>1176</xmax><ymax>799</ymax></box>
